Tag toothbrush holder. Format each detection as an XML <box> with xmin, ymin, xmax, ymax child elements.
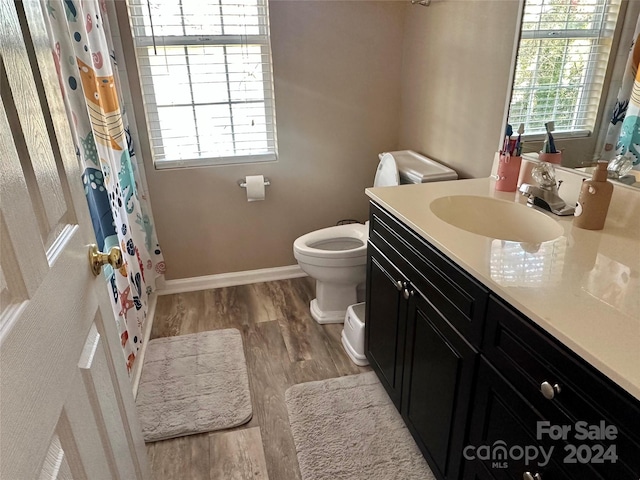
<box><xmin>538</xmin><ymin>152</ymin><xmax>562</xmax><ymax>165</ymax></box>
<box><xmin>495</xmin><ymin>154</ymin><xmax>522</xmax><ymax>192</ymax></box>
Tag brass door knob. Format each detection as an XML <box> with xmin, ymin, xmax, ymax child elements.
<box><xmin>88</xmin><ymin>244</ymin><xmax>123</xmax><ymax>276</ymax></box>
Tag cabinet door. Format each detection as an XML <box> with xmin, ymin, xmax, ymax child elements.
<box><xmin>463</xmin><ymin>359</ymin><xmax>572</xmax><ymax>480</ymax></box>
<box><xmin>401</xmin><ymin>289</ymin><xmax>477</xmax><ymax>480</ymax></box>
<box><xmin>365</xmin><ymin>244</ymin><xmax>408</xmax><ymax>409</ymax></box>
<box><xmin>485</xmin><ymin>296</ymin><xmax>640</xmax><ymax>479</ymax></box>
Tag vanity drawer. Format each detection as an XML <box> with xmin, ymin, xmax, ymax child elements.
<box><xmin>484</xmin><ymin>295</ymin><xmax>640</xmax><ymax>479</ymax></box>
<box><xmin>464</xmin><ymin>359</ymin><xmax>574</xmax><ymax>480</ymax></box>
<box><xmin>369</xmin><ymin>202</ymin><xmax>488</xmax><ymax>346</ymax></box>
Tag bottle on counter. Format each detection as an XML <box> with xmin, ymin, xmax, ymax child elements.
<box><xmin>573</xmin><ymin>162</ymin><xmax>613</xmax><ymax>230</ymax></box>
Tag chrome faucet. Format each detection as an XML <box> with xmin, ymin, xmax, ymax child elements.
<box><xmin>518</xmin><ymin>163</ymin><xmax>575</xmax><ymax>216</ymax></box>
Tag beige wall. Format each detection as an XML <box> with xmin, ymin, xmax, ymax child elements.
<box><xmin>115</xmin><ymin>0</ymin><xmax>628</xmax><ymax>279</ymax></box>
<box><xmin>129</xmin><ymin>2</ymin><xmax>406</xmax><ymax>279</ymax></box>
<box><xmin>398</xmin><ymin>1</ymin><xmax>521</xmax><ymax>179</ymax></box>
<box><xmin>396</xmin><ymin>0</ymin><xmax>635</xmax><ymax>175</ymax></box>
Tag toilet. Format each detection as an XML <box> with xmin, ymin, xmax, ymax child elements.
<box><xmin>293</xmin><ymin>150</ymin><xmax>457</xmax><ymax>324</ymax></box>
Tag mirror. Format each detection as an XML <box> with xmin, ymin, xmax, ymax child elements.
<box><xmin>505</xmin><ymin>0</ymin><xmax>640</xmax><ymax>189</ymax></box>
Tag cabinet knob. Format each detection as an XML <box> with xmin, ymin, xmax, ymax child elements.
<box><xmin>523</xmin><ymin>472</ymin><xmax>542</xmax><ymax>480</ymax></box>
<box><xmin>540</xmin><ymin>381</ymin><xmax>561</xmax><ymax>400</ymax></box>
<box><xmin>403</xmin><ymin>288</ymin><xmax>410</xmax><ymax>300</ymax></box>
<box><xmin>396</xmin><ymin>280</ymin><xmax>404</xmax><ymax>291</ymax></box>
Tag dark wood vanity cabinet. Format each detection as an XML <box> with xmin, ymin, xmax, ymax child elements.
<box><xmin>365</xmin><ymin>202</ymin><xmax>487</xmax><ymax>479</ymax></box>
<box><xmin>476</xmin><ymin>296</ymin><xmax>640</xmax><ymax>480</ymax></box>
<box><xmin>365</xmin><ymin>201</ymin><xmax>640</xmax><ymax>480</ymax></box>
<box><xmin>401</xmin><ymin>289</ymin><xmax>477</xmax><ymax>480</ymax></box>
<box><xmin>365</xmin><ymin>246</ymin><xmax>408</xmax><ymax>409</ymax></box>
<box><xmin>463</xmin><ymin>359</ymin><xmax>573</xmax><ymax>480</ymax></box>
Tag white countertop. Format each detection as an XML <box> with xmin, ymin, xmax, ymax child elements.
<box><xmin>366</xmin><ymin>177</ymin><xmax>640</xmax><ymax>401</ymax></box>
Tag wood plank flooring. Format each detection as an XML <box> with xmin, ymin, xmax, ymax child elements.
<box><xmin>209</xmin><ymin>428</ymin><xmax>269</xmax><ymax>480</ymax></box>
<box><xmin>146</xmin><ymin>277</ymin><xmax>371</xmax><ymax>479</ymax></box>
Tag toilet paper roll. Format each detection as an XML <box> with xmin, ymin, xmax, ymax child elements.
<box><xmin>245</xmin><ymin>175</ymin><xmax>266</xmax><ymax>202</ymax></box>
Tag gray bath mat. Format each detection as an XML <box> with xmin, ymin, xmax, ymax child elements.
<box><xmin>285</xmin><ymin>372</ymin><xmax>435</xmax><ymax>480</ymax></box>
<box><xmin>136</xmin><ymin>329</ymin><xmax>252</xmax><ymax>442</ymax></box>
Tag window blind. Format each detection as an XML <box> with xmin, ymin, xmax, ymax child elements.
<box><xmin>127</xmin><ymin>0</ymin><xmax>277</xmax><ymax>168</ymax></box>
<box><xmin>508</xmin><ymin>0</ymin><xmax>621</xmax><ymax>137</ymax></box>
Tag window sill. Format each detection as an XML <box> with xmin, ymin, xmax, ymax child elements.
<box><xmin>154</xmin><ymin>152</ymin><xmax>278</xmax><ymax>170</ymax></box>
<box><xmin>519</xmin><ymin>129</ymin><xmax>592</xmax><ymax>142</ymax></box>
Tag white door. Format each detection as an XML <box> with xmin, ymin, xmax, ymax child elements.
<box><xmin>0</xmin><ymin>1</ymin><xmax>149</xmax><ymax>478</ymax></box>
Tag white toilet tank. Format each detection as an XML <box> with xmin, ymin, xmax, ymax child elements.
<box><xmin>377</xmin><ymin>150</ymin><xmax>458</xmax><ymax>185</ymax></box>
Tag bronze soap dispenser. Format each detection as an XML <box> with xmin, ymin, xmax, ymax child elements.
<box><xmin>574</xmin><ymin>162</ymin><xmax>613</xmax><ymax>230</ymax></box>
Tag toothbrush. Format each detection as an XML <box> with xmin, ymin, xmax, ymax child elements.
<box><xmin>503</xmin><ymin>124</ymin><xmax>513</xmax><ymax>155</ymax></box>
<box><xmin>544</xmin><ymin>121</ymin><xmax>557</xmax><ymax>154</ymax></box>
<box><xmin>515</xmin><ymin>123</ymin><xmax>524</xmax><ymax>156</ymax></box>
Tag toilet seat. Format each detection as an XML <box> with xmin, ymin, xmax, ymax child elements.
<box><xmin>374</xmin><ymin>153</ymin><xmax>400</xmax><ymax>187</ymax></box>
<box><xmin>293</xmin><ymin>223</ymin><xmax>368</xmax><ymax>267</ymax></box>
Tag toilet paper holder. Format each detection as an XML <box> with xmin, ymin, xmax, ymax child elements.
<box><xmin>238</xmin><ymin>177</ymin><xmax>271</xmax><ymax>188</ymax></box>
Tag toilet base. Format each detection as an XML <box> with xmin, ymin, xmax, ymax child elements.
<box><xmin>309</xmin><ymin>279</ymin><xmax>360</xmax><ymax>324</ymax></box>
<box><xmin>309</xmin><ymin>299</ymin><xmax>347</xmax><ymax>324</ymax></box>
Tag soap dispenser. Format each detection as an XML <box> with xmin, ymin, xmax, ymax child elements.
<box><xmin>573</xmin><ymin>162</ymin><xmax>613</xmax><ymax>230</ymax></box>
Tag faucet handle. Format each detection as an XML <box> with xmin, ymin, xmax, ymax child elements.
<box><xmin>532</xmin><ymin>162</ymin><xmax>557</xmax><ymax>189</ymax></box>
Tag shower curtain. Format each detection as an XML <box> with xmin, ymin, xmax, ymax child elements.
<box><xmin>42</xmin><ymin>0</ymin><xmax>165</xmax><ymax>373</ymax></box>
<box><xmin>600</xmin><ymin>14</ymin><xmax>640</xmax><ymax>167</ymax></box>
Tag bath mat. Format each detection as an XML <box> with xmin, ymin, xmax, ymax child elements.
<box><xmin>285</xmin><ymin>372</ymin><xmax>435</xmax><ymax>480</ymax></box>
<box><xmin>136</xmin><ymin>328</ymin><xmax>252</xmax><ymax>442</ymax></box>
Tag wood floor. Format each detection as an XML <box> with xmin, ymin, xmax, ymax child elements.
<box><xmin>146</xmin><ymin>277</ymin><xmax>371</xmax><ymax>479</ymax></box>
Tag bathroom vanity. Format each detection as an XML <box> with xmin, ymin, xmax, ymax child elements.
<box><xmin>364</xmin><ymin>178</ymin><xmax>640</xmax><ymax>480</ymax></box>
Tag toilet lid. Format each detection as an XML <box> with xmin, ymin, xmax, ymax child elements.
<box><xmin>373</xmin><ymin>153</ymin><xmax>400</xmax><ymax>187</ymax></box>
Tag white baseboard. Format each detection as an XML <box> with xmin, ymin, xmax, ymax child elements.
<box><xmin>131</xmin><ymin>292</ymin><xmax>157</xmax><ymax>398</ymax></box>
<box><xmin>157</xmin><ymin>265</ymin><xmax>307</xmax><ymax>296</ymax></box>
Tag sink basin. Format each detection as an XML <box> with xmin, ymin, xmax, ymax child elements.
<box><xmin>430</xmin><ymin>195</ymin><xmax>564</xmax><ymax>243</ymax></box>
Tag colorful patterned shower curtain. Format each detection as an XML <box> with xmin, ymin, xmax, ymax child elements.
<box><xmin>600</xmin><ymin>14</ymin><xmax>640</xmax><ymax>168</ymax></box>
<box><xmin>42</xmin><ymin>0</ymin><xmax>165</xmax><ymax>373</ymax></box>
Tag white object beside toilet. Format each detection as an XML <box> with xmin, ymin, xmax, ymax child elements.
<box><xmin>293</xmin><ymin>150</ymin><xmax>457</xmax><ymax>325</ymax></box>
<box><xmin>341</xmin><ymin>302</ymin><xmax>368</xmax><ymax>366</ymax></box>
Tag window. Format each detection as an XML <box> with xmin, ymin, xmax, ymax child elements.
<box><xmin>128</xmin><ymin>0</ymin><xmax>277</xmax><ymax>168</ymax></box>
<box><xmin>508</xmin><ymin>0</ymin><xmax>621</xmax><ymax>139</ymax></box>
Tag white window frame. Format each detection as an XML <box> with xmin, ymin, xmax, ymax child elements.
<box><xmin>128</xmin><ymin>1</ymin><xmax>277</xmax><ymax>169</ymax></box>
<box><xmin>507</xmin><ymin>0</ymin><xmax>622</xmax><ymax>141</ymax></box>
